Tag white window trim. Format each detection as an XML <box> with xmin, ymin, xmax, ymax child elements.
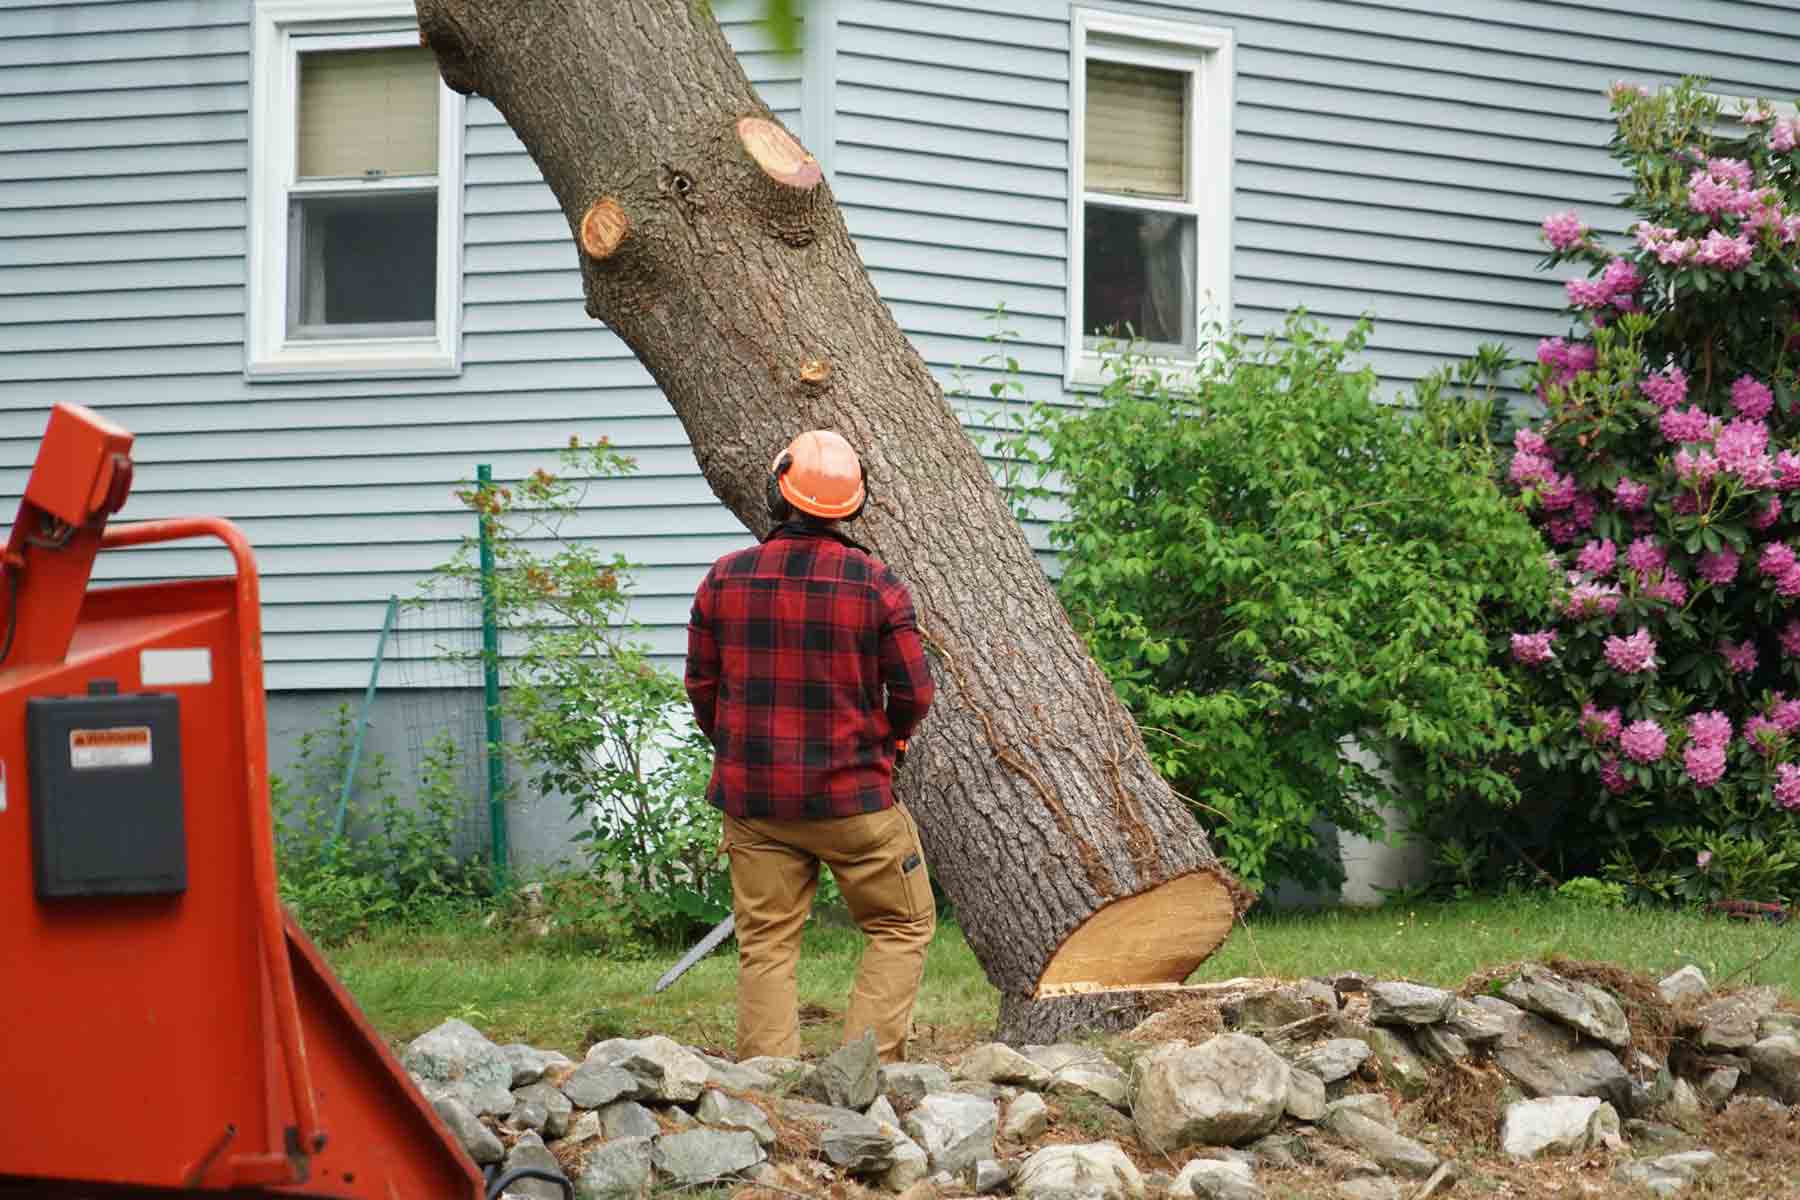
<box><xmin>1067</xmin><ymin>9</ymin><xmax>1233</xmax><ymax>391</ymax></box>
<box><xmin>248</xmin><ymin>0</ymin><xmax>464</xmax><ymax>379</ymax></box>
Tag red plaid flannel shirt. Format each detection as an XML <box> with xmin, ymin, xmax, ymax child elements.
<box><xmin>684</xmin><ymin>526</ymin><xmax>935</xmax><ymax>819</ymax></box>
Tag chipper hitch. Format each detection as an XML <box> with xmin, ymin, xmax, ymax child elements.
<box><xmin>0</xmin><ymin>404</ymin><xmax>502</xmax><ymax>1199</ymax></box>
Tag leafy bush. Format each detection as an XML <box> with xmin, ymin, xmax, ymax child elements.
<box><xmin>987</xmin><ymin>311</ymin><xmax>1552</xmax><ymax>891</ymax></box>
<box><xmin>438</xmin><ymin>439</ymin><xmax>729</xmax><ymax>947</ymax></box>
<box><xmin>273</xmin><ymin>706</ymin><xmax>488</xmax><ymax>943</ymax></box>
<box><xmin>1499</xmin><ymin>79</ymin><xmax>1800</xmax><ymax>904</ymax></box>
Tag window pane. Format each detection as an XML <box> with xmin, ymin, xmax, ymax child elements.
<box><xmin>299</xmin><ymin>46</ymin><xmax>439</xmax><ymax>179</ymax></box>
<box><xmin>1083</xmin><ymin>204</ymin><xmax>1195</xmax><ymax>354</ymax></box>
<box><xmin>1085</xmin><ymin>60</ymin><xmax>1186</xmax><ymax>199</ymax></box>
<box><xmin>290</xmin><ymin>191</ymin><xmax>437</xmax><ymax>332</ymax></box>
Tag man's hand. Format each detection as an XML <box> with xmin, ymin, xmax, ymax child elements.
<box><xmin>894</xmin><ymin>739</ymin><xmax>909</xmax><ymax>771</ymax></box>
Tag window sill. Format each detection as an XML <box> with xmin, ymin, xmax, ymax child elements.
<box><xmin>246</xmin><ymin>336</ymin><xmax>460</xmax><ymax>381</ymax></box>
<box><xmin>1065</xmin><ymin>349</ymin><xmax>1206</xmax><ymax>394</ymax></box>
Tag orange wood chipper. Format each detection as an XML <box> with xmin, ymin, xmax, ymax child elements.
<box><xmin>0</xmin><ymin>404</ymin><xmax>546</xmax><ymax>1200</ymax></box>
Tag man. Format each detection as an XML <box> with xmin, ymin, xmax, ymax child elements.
<box><xmin>684</xmin><ymin>429</ymin><xmax>936</xmax><ymax>1063</ymax></box>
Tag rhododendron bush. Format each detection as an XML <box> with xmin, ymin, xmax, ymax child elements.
<box><xmin>1508</xmin><ymin>80</ymin><xmax>1800</xmax><ymax>904</ymax></box>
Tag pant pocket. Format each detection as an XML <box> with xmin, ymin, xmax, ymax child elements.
<box><xmin>894</xmin><ymin>805</ymin><xmax>933</xmax><ymax>922</ymax></box>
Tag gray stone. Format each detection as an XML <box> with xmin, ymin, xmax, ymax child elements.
<box><xmin>1320</xmin><ymin>1107</ymin><xmax>1439</xmax><ymax>1178</ymax></box>
<box><xmin>508</xmin><ymin>1097</ymin><xmax>549</xmax><ymax>1134</ymax></box>
<box><xmin>1445</xmin><ymin>998</ymin><xmax>1509</xmax><ymax>1046</ymax></box>
<box><xmin>596</xmin><ymin>1100</ymin><xmax>660</xmax><ymax>1141</ymax></box>
<box><xmin>806</xmin><ymin>1031</ymin><xmax>882</xmax><ymax>1111</ymax></box>
<box><xmin>868</xmin><ymin>1095</ymin><xmax>901</xmax><ymax>1127</ymax></box>
<box><xmin>431</xmin><ymin>1096</ymin><xmax>503</xmax><ymax>1164</ymax></box>
<box><xmin>1173</xmin><ymin>1157</ymin><xmax>1262</xmax><ymax>1200</ymax></box>
<box><xmin>880</xmin><ymin>1062</ymin><xmax>953</xmax><ymax>1104</ymax></box>
<box><xmin>1366</xmin><ymin>981</ymin><xmax>1456</xmax><ymax>1027</ymax></box>
<box><xmin>406</xmin><ymin>1019</ymin><xmax>517</xmax><ymax>1117</ymax></box>
<box><xmin>1246</xmin><ymin>1133</ymin><xmax>1304</xmax><ymax>1170</ymax></box>
<box><xmin>560</xmin><ymin>1063</ymin><xmax>640</xmax><ymax>1110</ymax></box>
<box><xmin>699</xmin><ymin>1053</ymin><xmax>777</xmax><ymax>1093</ymax></box>
<box><xmin>651</xmin><ymin>1128</ymin><xmax>765</xmax><ymax>1186</ymax></box>
<box><xmin>1498</xmin><ymin>1097</ymin><xmax>1620</xmax><ymax>1159</ymax></box>
<box><xmin>1725</xmin><ymin>1094</ymin><xmax>1789</xmax><ymax>1121</ymax></box>
<box><xmin>1658</xmin><ymin>966</ymin><xmax>1710</xmax><ymax>1006</ymax></box>
<box><xmin>1283</xmin><ymin>1068</ymin><xmax>1326</xmax><ymax>1122</ymax></box>
<box><xmin>1411</xmin><ymin>1163</ymin><xmax>1459</xmax><ymax>1200</ymax></box>
<box><xmin>1291</xmin><ymin>1038</ymin><xmax>1370</xmax><ymax>1084</ymax></box>
<box><xmin>1746</xmin><ymin>1032</ymin><xmax>1800</xmax><ymax>1103</ymax></box>
<box><xmin>903</xmin><ymin>1093</ymin><xmax>997</xmax><ymax>1175</ymax></box>
<box><xmin>564</xmin><ymin>1110</ymin><xmax>601</xmax><ymax>1144</ymax></box>
<box><xmin>1414</xmin><ymin>1025</ymin><xmax>1469</xmax><ymax>1064</ymax></box>
<box><xmin>1014</xmin><ymin>1142</ymin><xmax>1145</xmax><ymax>1200</ymax></box>
<box><xmin>1692</xmin><ymin>987</ymin><xmax>1780</xmax><ymax>1051</ymax></box>
<box><xmin>1295</xmin><ymin>978</ymin><xmax>1341</xmax><ymax>1010</ymax></box>
<box><xmin>1663</xmin><ymin>1078</ymin><xmax>1704</xmax><ymax>1131</ymax></box>
<box><xmin>583</xmin><ymin>1036</ymin><xmax>709</xmax><ymax>1104</ymax></box>
<box><xmin>663</xmin><ymin>1104</ymin><xmax>697</xmax><ymax>1129</ymax></box>
<box><xmin>1760</xmin><ymin>1011</ymin><xmax>1800</xmax><ymax>1039</ymax></box>
<box><xmin>1324</xmin><ymin>1094</ymin><xmax>1394</xmax><ymax>1129</ymax></box>
<box><xmin>959</xmin><ymin>1042</ymin><xmax>1055</xmax><ymax>1088</ymax></box>
<box><xmin>1021</xmin><ymin>1044</ymin><xmax>1130</xmax><ymax>1106</ymax></box>
<box><xmin>972</xmin><ymin>1159</ymin><xmax>1011</xmax><ymax>1194</ymax></box>
<box><xmin>1490</xmin><ymin>1009</ymin><xmax>1631</xmax><ymax>1110</ymax></box>
<box><xmin>512</xmin><ymin>1083</ymin><xmax>571</xmax><ymax>1138</ymax></box>
<box><xmin>574</xmin><ymin>1135</ymin><xmax>652</xmax><ymax>1200</ymax></box>
<box><xmin>1359</xmin><ymin>1026</ymin><xmax>1431</xmax><ymax>1096</ymax></box>
<box><xmin>1132</xmin><ymin>1034</ymin><xmax>1289</xmax><ymax>1151</ymax></box>
<box><xmin>1613</xmin><ymin>1150</ymin><xmax>1719</xmax><ymax>1197</ymax></box>
<box><xmin>950</xmin><ymin>1080</ymin><xmax>1012</xmax><ymax>1101</ymax></box>
<box><xmin>1697</xmin><ymin>1067</ymin><xmax>1740</xmax><ymax>1108</ymax></box>
<box><xmin>741</xmin><ymin>1054</ymin><xmax>805</xmax><ymax>1081</ymax></box>
<box><xmin>1334</xmin><ymin>1180</ymin><xmax>1403</xmax><ymax>1200</ymax></box>
<box><xmin>1312</xmin><ymin>1143</ymin><xmax>1383</xmax><ymax>1179</ymax></box>
<box><xmin>1003</xmin><ymin>1091</ymin><xmax>1051</xmax><ymax>1141</ymax></box>
<box><xmin>696</xmin><ymin>1089</ymin><xmax>776</xmax><ymax>1148</ymax></box>
<box><xmin>882</xmin><ymin>1133</ymin><xmax>930</xmax><ymax>1192</ymax></box>
<box><xmin>783</xmin><ymin>1099</ymin><xmax>902</xmax><ymax>1173</ymax></box>
<box><xmin>1500</xmin><ymin>965</ymin><xmax>1630</xmax><ymax>1049</ymax></box>
<box><xmin>502</xmin><ymin>1044</ymin><xmax>571</xmax><ymax>1088</ymax></box>
<box><xmin>503</xmin><ymin>1132</ymin><xmax>566</xmax><ymax>1200</ymax></box>
<box><xmin>1624</xmin><ymin>1119</ymin><xmax>1693</xmax><ymax>1147</ymax></box>
<box><xmin>1224</xmin><ymin>986</ymin><xmax>1330</xmax><ymax>1033</ymax></box>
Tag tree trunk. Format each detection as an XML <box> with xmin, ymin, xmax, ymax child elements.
<box><xmin>416</xmin><ymin>0</ymin><xmax>1249</xmax><ymax>1038</ymax></box>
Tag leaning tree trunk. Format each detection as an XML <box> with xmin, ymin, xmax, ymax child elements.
<box><xmin>417</xmin><ymin>0</ymin><xmax>1249</xmax><ymax>1041</ymax></box>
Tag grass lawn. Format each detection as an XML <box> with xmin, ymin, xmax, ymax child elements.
<box><xmin>325</xmin><ymin>891</ymin><xmax>1800</xmax><ymax>1057</ymax></box>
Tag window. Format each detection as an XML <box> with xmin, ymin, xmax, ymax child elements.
<box><xmin>1068</xmin><ymin>10</ymin><xmax>1232</xmax><ymax>386</ymax></box>
<box><xmin>249</xmin><ymin>1</ymin><xmax>464</xmax><ymax>377</ymax></box>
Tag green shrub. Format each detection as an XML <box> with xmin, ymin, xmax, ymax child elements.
<box><xmin>986</xmin><ymin>312</ymin><xmax>1553</xmax><ymax>892</ymax></box>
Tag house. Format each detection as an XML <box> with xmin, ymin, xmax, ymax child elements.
<box><xmin>5</xmin><ymin>0</ymin><xmax>1797</xmax><ymax>867</ymax></box>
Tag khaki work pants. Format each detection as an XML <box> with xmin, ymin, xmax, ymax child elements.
<box><xmin>723</xmin><ymin>804</ymin><xmax>936</xmax><ymax>1063</ymax></box>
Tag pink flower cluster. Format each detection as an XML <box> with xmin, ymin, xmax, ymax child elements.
<box><xmin>1774</xmin><ymin>119</ymin><xmax>1798</xmax><ymax>155</ymax></box>
<box><xmin>1732</xmin><ymin>375</ymin><xmax>1774</xmax><ymax>420</ymax></box>
<box><xmin>1613</xmin><ymin>476</ymin><xmax>1651</xmax><ymax>511</ymax></box>
<box><xmin>1542</xmin><ymin>209</ymin><xmax>1587</xmax><ymax>250</ymax></box>
<box><xmin>1604</xmin><ymin>628</ymin><xmax>1657</xmax><ymax>674</ymax></box>
<box><xmin>1565</xmin><ymin>580</ymin><xmax>1621</xmax><ymax>618</ymax></box>
<box><xmin>1716</xmin><ymin>419</ymin><xmax>1775</xmax><ymax>487</ymax></box>
<box><xmin>1777</xmin><ymin>763</ymin><xmax>1800</xmax><ymax>810</ymax></box>
<box><xmin>1693</xmin><ymin>229</ymin><xmax>1754</xmax><ymax>270</ymax></box>
<box><xmin>1576</xmin><ymin>538</ymin><xmax>1617</xmax><ymax>576</ymax></box>
<box><xmin>1581</xmin><ymin>702</ymin><xmax>1622</xmax><ymax>745</ymax></box>
<box><xmin>1718</xmin><ymin>637</ymin><xmax>1758</xmax><ymax>675</ymax></box>
<box><xmin>1640</xmin><ymin>366</ymin><xmax>1688</xmax><ymax>408</ymax></box>
<box><xmin>1620</xmin><ymin>719</ymin><xmax>1668</xmax><ymax>763</ymax></box>
<box><xmin>1684</xmin><ymin>710</ymin><xmax>1732</xmax><ymax>787</ymax></box>
<box><xmin>1565</xmin><ymin>258</ymin><xmax>1642</xmax><ymax>310</ymax></box>
<box><xmin>1696</xmin><ymin>548</ymin><xmax>1739</xmax><ymax>585</ymax></box>
<box><xmin>1659</xmin><ymin>405</ymin><xmax>1717</xmax><ymax>444</ymax></box>
<box><xmin>1758</xmin><ymin>542</ymin><xmax>1800</xmax><ymax>596</ymax></box>
<box><xmin>1537</xmin><ymin>338</ymin><xmax>1597</xmax><ymax>390</ymax></box>
<box><xmin>1510</xmin><ymin>630</ymin><xmax>1556</xmax><ymax>666</ymax></box>
<box><xmin>1633</xmin><ymin>221</ymin><xmax>1698</xmax><ymax>265</ymax></box>
<box><xmin>1599</xmin><ymin>757</ymin><xmax>1631</xmax><ymax>794</ymax></box>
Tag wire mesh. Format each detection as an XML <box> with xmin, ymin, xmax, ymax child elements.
<box><xmin>389</xmin><ymin>572</ymin><xmax>492</xmax><ymax>861</ymax></box>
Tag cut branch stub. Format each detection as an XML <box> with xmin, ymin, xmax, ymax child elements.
<box><xmin>580</xmin><ymin>198</ymin><xmax>630</xmax><ymax>260</ymax></box>
<box><xmin>737</xmin><ymin>117</ymin><xmax>822</xmax><ymax>190</ymax></box>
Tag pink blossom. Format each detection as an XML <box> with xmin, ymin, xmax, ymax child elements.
<box><xmin>1613</xmin><ymin>477</ymin><xmax>1650</xmax><ymax>511</ymax></box>
<box><xmin>1697</xmin><ymin>850</ymin><xmax>1715</xmax><ymax>869</ymax></box>
<box><xmin>1626</xmin><ymin>537</ymin><xmax>1667</xmax><ymax>577</ymax></box>
<box><xmin>1752</xmin><ymin>495</ymin><xmax>1784</xmax><ymax>529</ymax></box>
<box><xmin>1510</xmin><ymin>630</ymin><xmax>1556</xmax><ymax>666</ymax></box>
<box><xmin>1684</xmin><ymin>742</ymin><xmax>1728</xmax><ymax>787</ymax></box>
<box><xmin>1609</xmin><ymin>81</ymin><xmax>1649</xmax><ymax>102</ymax></box>
<box><xmin>1633</xmin><ymin>220</ymin><xmax>1676</xmax><ymax>249</ymax></box>
<box><xmin>1647</xmin><ymin>573</ymin><xmax>1689</xmax><ymax>606</ymax></box>
<box><xmin>1774</xmin><ymin>695</ymin><xmax>1800</xmax><ymax>732</ymax></box>
<box><xmin>1566</xmin><ymin>581</ymin><xmax>1622</xmax><ymax>617</ymax></box>
<box><xmin>1671</xmin><ymin>491</ymin><xmax>1703</xmax><ymax>516</ymax></box>
<box><xmin>1774</xmin><ymin>119</ymin><xmax>1798</xmax><ymax>154</ymax></box>
<box><xmin>1674</xmin><ymin>448</ymin><xmax>1721</xmax><ymax>485</ymax></box>
<box><xmin>1660</xmin><ymin>406</ymin><xmax>1717</xmax><ymax>443</ymax></box>
<box><xmin>1759</xmin><ymin>541</ymin><xmax>1797</xmax><ymax>579</ymax></box>
<box><xmin>1720</xmin><ymin>637</ymin><xmax>1759</xmax><ymax>675</ymax></box>
<box><xmin>1509</xmin><ymin>451</ymin><xmax>1555</xmax><ymax>487</ymax></box>
<box><xmin>1641</xmin><ymin>366</ymin><xmax>1689</xmax><ymax>409</ymax></box>
<box><xmin>1571</xmin><ymin>490</ymin><xmax>1599</xmax><ymax>530</ymax></box>
<box><xmin>1697</xmin><ymin>548</ymin><xmax>1739</xmax><ymax>584</ymax></box>
<box><xmin>1564</xmin><ymin>343</ymin><xmax>1597</xmax><ymax>372</ymax></box>
<box><xmin>1689</xmin><ymin>169</ymin><xmax>1738</xmax><ymax>216</ymax></box>
<box><xmin>1708</xmin><ymin>157</ymin><xmax>1754</xmax><ymax>189</ymax></box>
<box><xmin>1732</xmin><ymin>376</ymin><xmax>1775</xmax><ymax>421</ymax></box>
<box><xmin>1776</xmin><ymin>451</ymin><xmax>1800</xmax><ymax>491</ymax></box>
<box><xmin>1783</xmin><ymin>620</ymin><xmax>1800</xmax><ymax>658</ymax></box>
<box><xmin>1717</xmin><ymin>420</ymin><xmax>1774</xmax><ymax>487</ymax></box>
<box><xmin>1776</xmin><ymin>567</ymin><xmax>1800</xmax><ymax>598</ymax></box>
<box><xmin>1582</xmin><ymin>702</ymin><xmax>1623</xmax><ymax>744</ymax></box>
<box><xmin>1599</xmin><ymin>257</ymin><xmax>1641</xmax><ymax>298</ymax></box>
<box><xmin>1514</xmin><ymin>427</ymin><xmax>1550</xmax><ymax>457</ymax></box>
<box><xmin>1600</xmin><ymin>757</ymin><xmax>1631</xmax><ymax>794</ymax></box>
<box><xmin>1540</xmin><ymin>473</ymin><xmax>1578</xmax><ymax>511</ymax></box>
<box><xmin>1694</xmin><ymin>229</ymin><xmax>1755</xmax><ymax>270</ymax></box>
<box><xmin>1620</xmin><ymin>719</ymin><xmax>1668</xmax><ymax>763</ymax></box>
<box><xmin>1745</xmin><ymin>715</ymin><xmax>1785</xmax><ymax>756</ymax></box>
<box><xmin>1542</xmin><ymin>209</ymin><xmax>1587</xmax><ymax>250</ymax></box>
<box><xmin>1604</xmin><ymin>628</ymin><xmax>1657</xmax><ymax>674</ymax></box>
<box><xmin>1741</xmin><ymin>105</ymin><xmax>1776</xmax><ymax>126</ymax></box>
<box><xmin>1566</xmin><ymin>278</ymin><xmax>1613</xmax><ymax>308</ymax></box>
<box><xmin>1547</xmin><ymin>517</ymin><xmax>1583</xmax><ymax>545</ymax></box>
<box><xmin>1576</xmin><ymin>538</ymin><xmax>1617</xmax><ymax>576</ymax></box>
<box><xmin>1777</xmin><ymin>764</ymin><xmax>1800</xmax><ymax>810</ymax></box>
<box><xmin>1689</xmin><ymin>710</ymin><xmax>1733</xmax><ymax>750</ymax></box>
<box><xmin>1655</xmin><ymin>238</ymin><xmax>1697</xmax><ymax>265</ymax></box>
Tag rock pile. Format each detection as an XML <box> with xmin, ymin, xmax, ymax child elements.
<box><xmin>402</xmin><ymin>962</ymin><xmax>1799</xmax><ymax>1200</ymax></box>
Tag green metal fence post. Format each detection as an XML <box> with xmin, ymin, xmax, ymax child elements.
<box><xmin>477</xmin><ymin>463</ymin><xmax>509</xmax><ymax>892</ymax></box>
<box><xmin>331</xmin><ymin>593</ymin><xmax>400</xmax><ymax>848</ymax></box>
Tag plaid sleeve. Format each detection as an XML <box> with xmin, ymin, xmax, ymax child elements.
<box><xmin>684</xmin><ymin>569</ymin><xmax>720</xmax><ymax>739</ymax></box>
<box><xmin>876</xmin><ymin>569</ymin><xmax>934</xmax><ymax>739</ymax></box>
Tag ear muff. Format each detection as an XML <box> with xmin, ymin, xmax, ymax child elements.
<box><xmin>766</xmin><ymin>451</ymin><xmax>794</xmax><ymax>523</ymax></box>
<box><xmin>842</xmin><ymin>461</ymin><xmax>869</xmax><ymax>522</ymax></box>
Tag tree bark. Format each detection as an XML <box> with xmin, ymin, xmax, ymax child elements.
<box><xmin>416</xmin><ymin>0</ymin><xmax>1249</xmax><ymax>1037</ymax></box>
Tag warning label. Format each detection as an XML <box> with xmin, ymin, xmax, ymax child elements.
<box><xmin>70</xmin><ymin>726</ymin><xmax>154</xmax><ymax>770</ymax></box>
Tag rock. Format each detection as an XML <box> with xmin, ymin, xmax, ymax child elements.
<box><xmin>903</xmin><ymin>1093</ymin><xmax>997</xmax><ymax>1175</ymax></box>
<box><xmin>1746</xmin><ymin>1032</ymin><xmax>1800</xmax><ymax>1103</ymax></box>
<box><xmin>1697</xmin><ymin>1067</ymin><xmax>1740</xmax><ymax>1108</ymax></box>
<box><xmin>1224</xmin><ymin>986</ymin><xmax>1329</xmax><ymax>1033</ymax></box>
<box><xmin>652</xmin><ymin>1129</ymin><xmax>764</xmax><ymax>1186</ymax></box>
<box><xmin>406</xmin><ymin>1019</ymin><xmax>517</xmax><ymax>1117</ymax></box>
<box><xmin>1726</xmin><ymin>1094</ymin><xmax>1789</xmax><ymax>1121</ymax></box>
<box><xmin>1411</xmin><ymin>1163</ymin><xmax>1459</xmax><ymax>1200</ymax></box>
<box><xmin>1663</xmin><ymin>1078</ymin><xmax>1704</xmax><ymax>1131</ymax></box>
<box><xmin>1311</xmin><ymin>1143</ymin><xmax>1383</xmax><ymax>1178</ymax></box>
<box><xmin>882</xmin><ymin>1131</ymin><xmax>931</xmax><ymax>1192</ymax></box>
<box><xmin>560</xmin><ymin>1063</ymin><xmax>640</xmax><ymax>1110</ymax></box>
<box><xmin>1021</xmin><ymin>1044</ymin><xmax>1130</xmax><ymax>1106</ymax></box>
<box><xmin>950</xmin><ymin>1080</ymin><xmax>1012</xmax><ymax>1102</ymax></box>
<box><xmin>1760</xmin><ymin>1011</ymin><xmax>1800</xmax><ymax>1039</ymax></box>
<box><xmin>1320</xmin><ymin>1107</ymin><xmax>1439</xmax><ymax>1178</ymax></box>
<box><xmin>565</xmin><ymin>1110</ymin><xmax>601</xmax><ymax>1144</ymax></box>
<box><xmin>431</xmin><ymin>1096</ymin><xmax>503</xmax><ymax>1164</ymax></box>
<box><xmin>1291</xmin><ymin>1038</ymin><xmax>1370</xmax><ymax>1084</ymax></box>
<box><xmin>1003</xmin><ymin>1091</ymin><xmax>1051</xmax><ymax>1141</ymax></box>
<box><xmin>509</xmin><ymin>1095</ymin><xmax>549</xmax><ymax>1134</ymax></box>
<box><xmin>502</xmin><ymin>1044</ymin><xmax>571</xmax><ymax>1088</ymax></box>
<box><xmin>699</xmin><ymin>1053</ymin><xmax>777</xmax><ymax>1093</ymax></box>
<box><xmin>782</xmin><ymin>1100</ymin><xmax>900</xmax><ymax>1172</ymax></box>
<box><xmin>868</xmin><ymin>1096</ymin><xmax>901</xmax><ymax>1127</ymax></box>
<box><xmin>1613</xmin><ymin>1150</ymin><xmax>1718</xmax><ymax>1197</ymax></box>
<box><xmin>1691</xmin><ymin>987</ymin><xmax>1779</xmax><ymax>1051</ymax></box>
<box><xmin>971</xmin><ymin>1159</ymin><xmax>1010</xmax><ymax>1194</ymax></box>
<box><xmin>1414</xmin><ymin>1026</ymin><xmax>1470</xmax><ymax>1064</ymax></box>
<box><xmin>510</xmin><ymin>1083</ymin><xmax>571</xmax><ymax>1138</ymax></box>
<box><xmin>584</xmin><ymin>1036</ymin><xmax>709</xmax><ymax>1104</ymax></box>
<box><xmin>1246</xmin><ymin>1133</ymin><xmax>1304</xmax><ymax>1170</ymax></box>
<box><xmin>1624</xmin><ymin>1119</ymin><xmax>1692</xmax><ymax>1147</ymax></box>
<box><xmin>959</xmin><ymin>1042</ymin><xmax>1054</xmax><ymax>1089</ymax></box>
<box><xmin>696</xmin><ymin>1090</ymin><xmax>776</xmax><ymax>1148</ymax></box>
<box><xmin>1334</xmin><ymin>1180</ymin><xmax>1403</xmax><ymax>1200</ymax></box>
<box><xmin>1013</xmin><ymin>1142</ymin><xmax>1145</xmax><ymax>1200</ymax></box>
<box><xmin>574</xmin><ymin>1134</ymin><xmax>653</xmax><ymax>1200</ymax></box>
<box><xmin>881</xmin><ymin>1062</ymin><xmax>954</xmax><ymax>1104</ymax></box>
<box><xmin>1132</xmin><ymin>1035</ymin><xmax>1289</xmax><ymax>1150</ymax></box>
<box><xmin>1445</xmin><ymin>998</ymin><xmax>1509</xmax><ymax>1046</ymax></box>
<box><xmin>1500</xmin><ymin>965</ymin><xmax>1630</xmax><ymax>1050</ymax></box>
<box><xmin>1658</xmin><ymin>966</ymin><xmax>1710</xmax><ymax>1006</ymax></box>
<box><xmin>1366</xmin><ymin>981</ymin><xmax>1456</xmax><ymax>1027</ymax></box>
<box><xmin>1324</xmin><ymin>1094</ymin><xmax>1394</xmax><ymax>1129</ymax></box>
<box><xmin>1295</xmin><ymin>978</ymin><xmax>1341</xmax><ymax>1010</ymax></box>
<box><xmin>1498</xmin><ymin>1096</ymin><xmax>1620</xmax><ymax>1159</ymax></box>
<box><xmin>595</xmin><ymin>1100</ymin><xmax>659</xmax><ymax>1140</ymax></box>
<box><xmin>741</xmin><ymin>1054</ymin><xmax>805</xmax><ymax>1081</ymax></box>
<box><xmin>503</xmin><ymin>1132</ymin><xmax>566</xmax><ymax>1200</ymax></box>
<box><xmin>663</xmin><ymin>1104</ymin><xmax>697</xmax><ymax>1129</ymax></box>
<box><xmin>1173</xmin><ymin>1157</ymin><xmax>1262</xmax><ymax>1200</ymax></box>
<box><xmin>1283</xmin><ymin>1068</ymin><xmax>1326</xmax><ymax>1122</ymax></box>
<box><xmin>806</xmin><ymin>1032</ymin><xmax>882</xmax><ymax>1111</ymax></box>
<box><xmin>1359</xmin><ymin>1027</ymin><xmax>1431</xmax><ymax>1096</ymax></box>
<box><xmin>1490</xmin><ymin>1009</ymin><xmax>1631</xmax><ymax>1110</ymax></box>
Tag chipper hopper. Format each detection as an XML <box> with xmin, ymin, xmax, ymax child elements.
<box><xmin>0</xmin><ymin>404</ymin><xmax>525</xmax><ymax>1199</ymax></box>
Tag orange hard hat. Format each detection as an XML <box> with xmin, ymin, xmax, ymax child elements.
<box><xmin>772</xmin><ymin>430</ymin><xmax>866</xmax><ymax>520</ymax></box>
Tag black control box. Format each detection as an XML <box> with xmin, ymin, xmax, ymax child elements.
<box><xmin>27</xmin><ymin>691</ymin><xmax>185</xmax><ymax>898</ymax></box>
